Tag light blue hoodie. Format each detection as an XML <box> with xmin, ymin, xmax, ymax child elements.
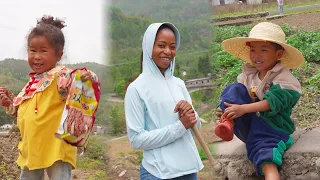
<box><xmin>124</xmin><ymin>22</ymin><xmax>204</xmax><ymax>179</ymax></box>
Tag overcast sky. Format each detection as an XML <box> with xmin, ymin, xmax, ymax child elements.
<box><xmin>0</xmin><ymin>0</ymin><xmax>107</xmax><ymax>65</ymax></box>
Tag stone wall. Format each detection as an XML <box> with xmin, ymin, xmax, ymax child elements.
<box><xmin>210</xmin><ymin>128</ymin><xmax>320</xmax><ymax>180</ymax></box>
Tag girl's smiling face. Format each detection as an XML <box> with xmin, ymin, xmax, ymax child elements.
<box><xmin>28</xmin><ymin>36</ymin><xmax>62</xmax><ymax>74</ymax></box>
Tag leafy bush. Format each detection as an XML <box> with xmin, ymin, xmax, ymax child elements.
<box><xmin>280</xmin><ymin>24</ymin><xmax>298</xmax><ymax>37</ymax></box>
<box><xmin>287</xmin><ymin>31</ymin><xmax>320</xmax><ymax>63</ymax></box>
<box><xmin>115</xmin><ymin>79</ymin><xmax>126</xmax><ymax>97</ymax></box>
<box><xmin>109</xmin><ymin>105</ymin><xmax>126</xmax><ymax>135</ymax></box>
<box><xmin>308</xmin><ymin>72</ymin><xmax>320</xmax><ymax>89</ymax></box>
<box><xmin>213</xmin><ymin>25</ymin><xmax>252</xmax><ymax>43</ymax></box>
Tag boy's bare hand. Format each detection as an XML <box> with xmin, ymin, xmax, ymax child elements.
<box><xmin>215</xmin><ymin>107</ymin><xmax>223</xmax><ymax>121</ymax></box>
<box><xmin>223</xmin><ymin>102</ymin><xmax>246</xmax><ymax>119</ymax></box>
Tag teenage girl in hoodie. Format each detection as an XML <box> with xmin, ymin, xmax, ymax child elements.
<box><xmin>124</xmin><ymin>23</ymin><xmax>203</xmax><ymax>180</ymax></box>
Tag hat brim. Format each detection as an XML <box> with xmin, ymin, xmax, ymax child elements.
<box><xmin>221</xmin><ymin>37</ymin><xmax>305</xmax><ymax>69</ymax></box>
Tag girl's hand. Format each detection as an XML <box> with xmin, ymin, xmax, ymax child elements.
<box><xmin>174</xmin><ymin>100</ymin><xmax>194</xmax><ymax>117</ymax></box>
<box><xmin>223</xmin><ymin>102</ymin><xmax>246</xmax><ymax>120</ymax></box>
<box><xmin>0</xmin><ymin>87</ymin><xmax>13</xmax><ymax>107</ymax></box>
<box><xmin>80</xmin><ymin>71</ymin><xmax>93</xmax><ymax>82</ymax></box>
<box><xmin>179</xmin><ymin>111</ymin><xmax>196</xmax><ymax>129</ymax></box>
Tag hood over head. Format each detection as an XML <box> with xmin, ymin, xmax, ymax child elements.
<box><xmin>141</xmin><ymin>22</ymin><xmax>180</xmax><ymax>79</ymax></box>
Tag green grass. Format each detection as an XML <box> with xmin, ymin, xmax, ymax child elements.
<box><xmin>77</xmin><ymin>157</ymin><xmax>105</xmax><ymax>170</ymax></box>
<box><xmin>76</xmin><ymin>136</ymin><xmax>108</xmax><ymax>179</ymax></box>
<box><xmin>128</xmin><ymin>150</ymin><xmax>144</xmax><ymax>163</ymax></box>
<box><xmin>200</xmin><ymin>111</ymin><xmax>215</xmax><ymax>123</ymax></box>
<box><xmin>87</xmin><ymin>170</ymin><xmax>107</xmax><ymax>180</ymax></box>
<box><xmin>198</xmin><ymin>147</ymin><xmax>215</xmax><ymax>160</ymax></box>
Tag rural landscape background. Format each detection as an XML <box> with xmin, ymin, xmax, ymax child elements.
<box><xmin>1</xmin><ymin>0</ymin><xmax>319</xmax><ymax>179</ymax></box>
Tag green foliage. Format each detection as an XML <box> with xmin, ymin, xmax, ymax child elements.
<box><xmin>109</xmin><ymin>105</ymin><xmax>126</xmax><ymax>135</ymax></box>
<box><xmin>0</xmin><ymin>59</ymin><xmax>31</xmax><ymax>83</ymax></box>
<box><xmin>292</xmin><ymin>62</ymin><xmax>316</xmax><ymax>86</ymax></box>
<box><xmin>109</xmin><ymin>6</ymin><xmax>213</xmax><ymax>96</ymax></box>
<box><xmin>213</xmin><ymin>24</ymin><xmax>297</xmax><ymax>44</ymax></box>
<box><xmin>286</xmin><ymin>31</ymin><xmax>320</xmax><ymax>63</ymax></box>
<box><xmin>111</xmin><ymin>0</ymin><xmax>211</xmax><ymax>23</ymax></box>
<box><xmin>213</xmin><ymin>25</ymin><xmax>252</xmax><ymax>43</ymax></box>
<box><xmin>191</xmin><ymin>89</ymin><xmax>214</xmax><ymax>105</ymax></box>
<box><xmin>219</xmin><ymin>63</ymin><xmax>242</xmax><ymax>87</ymax></box>
<box><xmin>77</xmin><ymin>157</ymin><xmax>105</xmax><ymax>170</ymax></box>
<box><xmin>109</xmin><ymin>7</ymin><xmax>151</xmax><ymax>62</ymax></box>
<box><xmin>138</xmin><ymin>151</ymin><xmax>143</xmax><ymax>163</ymax></box>
<box><xmin>115</xmin><ymin>79</ymin><xmax>126</xmax><ymax>97</ymax></box>
<box><xmin>198</xmin><ymin>146</ymin><xmax>215</xmax><ymax>160</ymax></box>
<box><xmin>85</xmin><ymin>137</ymin><xmax>107</xmax><ymax>160</ymax></box>
<box><xmin>95</xmin><ymin>95</ymin><xmax>108</xmax><ymax>126</ymax></box>
<box><xmin>308</xmin><ymin>72</ymin><xmax>320</xmax><ymax>89</ymax></box>
<box><xmin>212</xmin><ymin>43</ymin><xmax>240</xmax><ymax>68</ymax></box>
<box><xmin>77</xmin><ymin>137</ymin><xmax>107</xmax><ymax>170</ymax></box>
<box><xmin>87</xmin><ymin>170</ymin><xmax>107</xmax><ymax>180</ymax></box>
<box><xmin>198</xmin><ymin>54</ymin><xmax>212</xmax><ymax>76</ymax></box>
<box><xmin>280</xmin><ymin>24</ymin><xmax>298</xmax><ymax>37</ymax></box>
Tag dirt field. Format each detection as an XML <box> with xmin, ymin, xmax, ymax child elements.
<box><xmin>215</xmin><ymin>11</ymin><xmax>320</xmax><ymax>32</ymax></box>
<box><xmin>0</xmin><ymin>130</ymin><xmax>20</xmax><ymax>180</ymax></box>
<box><xmin>269</xmin><ymin>11</ymin><xmax>320</xmax><ymax>31</ymax></box>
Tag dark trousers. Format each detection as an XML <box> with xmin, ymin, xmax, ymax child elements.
<box><xmin>219</xmin><ymin>83</ymin><xmax>293</xmax><ymax>175</ymax></box>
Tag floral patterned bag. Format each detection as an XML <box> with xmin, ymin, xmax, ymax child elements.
<box><xmin>55</xmin><ymin>68</ymin><xmax>100</xmax><ymax>148</ymax></box>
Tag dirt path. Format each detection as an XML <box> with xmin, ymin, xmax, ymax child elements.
<box><xmin>215</xmin><ymin>11</ymin><xmax>320</xmax><ymax>31</ymax></box>
<box><xmin>105</xmin><ymin>138</ymin><xmax>140</xmax><ymax>179</ymax></box>
<box><xmin>269</xmin><ymin>11</ymin><xmax>320</xmax><ymax>31</ymax></box>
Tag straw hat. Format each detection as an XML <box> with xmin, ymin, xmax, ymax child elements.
<box><xmin>221</xmin><ymin>22</ymin><xmax>305</xmax><ymax>69</ymax></box>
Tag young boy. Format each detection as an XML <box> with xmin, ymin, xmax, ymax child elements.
<box><xmin>214</xmin><ymin>22</ymin><xmax>304</xmax><ymax>180</ymax></box>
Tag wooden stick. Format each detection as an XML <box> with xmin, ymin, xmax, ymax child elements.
<box><xmin>191</xmin><ymin>126</ymin><xmax>214</xmax><ymax>165</ymax></box>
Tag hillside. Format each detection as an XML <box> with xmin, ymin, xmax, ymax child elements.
<box><xmin>108</xmin><ymin>6</ymin><xmax>213</xmax><ymax>96</ymax></box>
<box><xmin>109</xmin><ymin>7</ymin><xmax>213</xmax><ymax>61</ymax></box>
<box><xmin>110</xmin><ymin>0</ymin><xmax>210</xmax><ymax>22</ymax></box>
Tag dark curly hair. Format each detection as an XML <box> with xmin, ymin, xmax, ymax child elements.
<box><xmin>27</xmin><ymin>15</ymin><xmax>66</xmax><ymax>53</ymax></box>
